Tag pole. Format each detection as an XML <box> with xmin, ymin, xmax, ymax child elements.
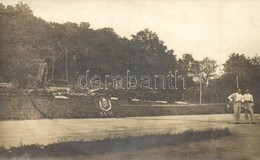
<box><xmin>48</xmin><ymin>47</ymin><xmax>67</xmax><ymax>80</ymax></box>
<box><xmin>236</xmin><ymin>75</ymin><xmax>239</xmax><ymax>89</ymax></box>
<box><xmin>65</xmin><ymin>49</ymin><xmax>68</xmax><ymax>82</ymax></box>
<box><xmin>52</xmin><ymin>57</ymin><xmax>55</xmax><ymax>81</ymax></box>
<box><xmin>199</xmin><ymin>80</ymin><xmax>202</xmax><ymax>104</ymax></box>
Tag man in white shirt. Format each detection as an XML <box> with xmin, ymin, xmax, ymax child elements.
<box><xmin>243</xmin><ymin>89</ymin><xmax>256</xmax><ymax>124</ymax></box>
<box><xmin>228</xmin><ymin>89</ymin><xmax>244</xmax><ymax>124</ymax></box>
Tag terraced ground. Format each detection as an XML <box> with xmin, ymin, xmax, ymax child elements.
<box><xmin>0</xmin><ymin>95</ymin><xmax>44</xmax><ymax>120</ymax></box>
<box><xmin>0</xmin><ymin>95</ymin><xmax>230</xmax><ymax>120</ymax></box>
<box><xmin>31</xmin><ymin>96</ymin><xmax>100</xmax><ymax>119</ymax></box>
<box><xmin>0</xmin><ymin>95</ymin><xmax>115</xmax><ymax>120</ymax></box>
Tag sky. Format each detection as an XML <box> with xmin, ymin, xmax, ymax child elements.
<box><xmin>1</xmin><ymin>0</ymin><xmax>260</xmax><ymax>65</ymax></box>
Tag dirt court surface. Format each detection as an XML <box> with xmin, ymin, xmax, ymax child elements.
<box><xmin>85</xmin><ymin>124</ymin><xmax>260</xmax><ymax>160</ymax></box>
<box><xmin>0</xmin><ymin>114</ymin><xmax>235</xmax><ymax>148</ymax></box>
<box><xmin>0</xmin><ymin>114</ymin><xmax>259</xmax><ymax>159</ymax></box>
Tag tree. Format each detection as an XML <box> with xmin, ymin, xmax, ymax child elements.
<box><xmin>223</xmin><ymin>53</ymin><xmax>251</xmax><ymax>76</ymax></box>
<box><xmin>178</xmin><ymin>54</ymin><xmax>200</xmax><ymax>77</ymax></box>
<box><xmin>199</xmin><ymin>57</ymin><xmax>218</xmax><ymax>85</ymax></box>
<box><xmin>223</xmin><ymin>53</ymin><xmax>252</xmax><ymax>89</ymax></box>
<box><xmin>250</xmin><ymin>54</ymin><xmax>260</xmax><ymax>65</ymax></box>
<box><xmin>210</xmin><ymin>53</ymin><xmax>260</xmax><ymax>105</ymax></box>
<box><xmin>0</xmin><ymin>3</ymin><xmax>43</xmax><ymax>86</ymax></box>
<box><xmin>129</xmin><ymin>28</ymin><xmax>176</xmax><ymax>75</ymax></box>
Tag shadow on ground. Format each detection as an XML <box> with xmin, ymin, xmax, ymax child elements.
<box><xmin>0</xmin><ymin>128</ymin><xmax>231</xmax><ymax>159</ymax></box>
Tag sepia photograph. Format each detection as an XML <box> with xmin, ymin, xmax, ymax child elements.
<box><xmin>0</xmin><ymin>0</ymin><xmax>259</xmax><ymax>159</ymax></box>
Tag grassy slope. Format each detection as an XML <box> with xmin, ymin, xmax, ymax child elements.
<box><xmin>0</xmin><ymin>95</ymin><xmax>44</xmax><ymax>120</ymax></box>
<box><xmin>0</xmin><ymin>95</ymin><xmax>230</xmax><ymax>120</ymax></box>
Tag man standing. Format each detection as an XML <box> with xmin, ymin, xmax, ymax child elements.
<box><xmin>243</xmin><ymin>89</ymin><xmax>256</xmax><ymax>124</ymax></box>
<box><xmin>228</xmin><ymin>89</ymin><xmax>244</xmax><ymax>124</ymax></box>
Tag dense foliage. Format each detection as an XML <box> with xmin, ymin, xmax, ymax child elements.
<box><xmin>0</xmin><ymin>3</ymin><xmax>259</xmax><ymax>106</ymax></box>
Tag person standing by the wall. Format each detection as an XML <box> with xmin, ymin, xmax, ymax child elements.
<box><xmin>243</xmin><ymin>89</ymin><xmax>256</xmax><ymax>124</ymax></box>
<box><xmin>228</xmin><ymin>89</ymin><xmax>244</xmax><ymax>124</ymax></box>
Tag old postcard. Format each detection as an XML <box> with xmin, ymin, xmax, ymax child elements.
<box><xmin>0</xmin><ymin>0</ymin><xmax>259</xmax><ymax>159</ymax></box>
